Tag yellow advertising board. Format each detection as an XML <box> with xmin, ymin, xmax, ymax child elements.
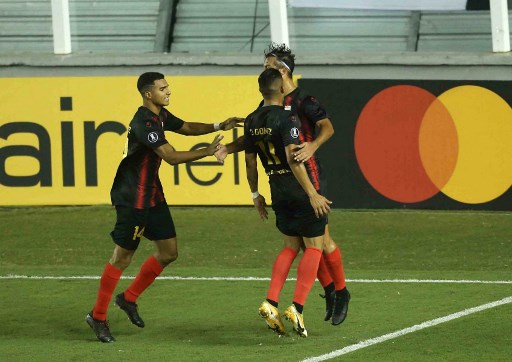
<box><xmin>0</xmin><ymin>76</ymin><xmax>272</xmax><ymax>206</ymax></box>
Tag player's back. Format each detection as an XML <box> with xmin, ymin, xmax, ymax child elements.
<box><xmin>244</xmin><ymin>105</ymin><xmax>299</xmax><ymax>176</ymax></box>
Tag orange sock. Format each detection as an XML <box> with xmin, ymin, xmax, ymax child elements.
<box><xmin>124</xmin><ymin>255</ymin><xmax>163</xmax><ymax>303</ymax></box>
<box><xmin>317</xmin><ymin>254</ymin><xmax>334</xmax><ymax>288</ymax></box>
<box><xmin>93</xmin><ymin>262</ymin><xmax>122</xmax><ymax>321</ymax></box>
<box><xmin>266</xmin><ymin>247</ymin><xmax>298</xmax><ymax>303</ymax></box>
<box><xmin>324</xmin><ymin>247</ymin><xmax>346</xmax><ymax>290</ymax></box>
<box><xmin>293</xmin><ymin>247</ymin><xmax>322</xmax><ymax>306</ymax></box>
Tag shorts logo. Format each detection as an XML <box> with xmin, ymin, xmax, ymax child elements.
<box><xmin>148</xmin><ymin>132</ymin><xmax>159</xmax><ymax>143</ymax></box>
<box><xmin>290</xmin><ymin>127</ymin><xmax>299</xmax><ymax>139</ymax></box>
<box><xmin>284</xmin><ymin>105</ymin><xmax>291</xmax><ymax>111</ymax></box>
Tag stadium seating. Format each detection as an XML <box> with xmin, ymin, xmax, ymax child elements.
<box><xmin>172</xmin><ymin>0</ymin><xmax>415</xmax><ymax>53</ymax></box>
<box><xmin>173</xmin><ymin>0</ymin><xmax>512</xmax><ymax>53</ymax></box>
<box><xmin>0</xmin><ymin>0</ymin><xmax>161</xmax><ymax>53</ymax></box>
<box><xmin>418</xmin><ymin>11</ymin><xmax>511</xmax><ymax>52</ymax></box>
<box><xmin>0</xmin><ymin>0</ymin><xmax>510</xmax><ymax>54</ymax></box>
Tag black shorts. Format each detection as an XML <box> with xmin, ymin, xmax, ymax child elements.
<box><xmin>270</xmin><ymin>174</ymin><xmax>327</xmax><ymax>238</ymax></box>
<box><xmin>110</xmin><ymin>202</ymin><xmax>176</xmax><ymax>250</ymax></box>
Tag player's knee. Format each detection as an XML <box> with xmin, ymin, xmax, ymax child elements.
<box><xmin>323</xmin><ymin>236</ymin><xmax>337</xmax><ymax>253</ymax></box>
<box><xmin>159</xmin><ymin>251</ymin><xmax>178</xmax><ymax>267</ymax></box>
<box><xmin>110</xmin><ymin>254</ymin><xmax>132</xmax><ymax>270</ymax></box>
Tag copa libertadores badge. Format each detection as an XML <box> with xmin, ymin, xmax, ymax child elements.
<box><xmin>148</xmin><ymin>132</ymin><xmax>159</xmax><ymax>143</ymax></box>
<box><xmin>290</xmin><ymin>127</ymin><xmax>299</xmax><ymax>138</ymax></box>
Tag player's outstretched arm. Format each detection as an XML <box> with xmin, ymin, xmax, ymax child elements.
<box><xmin>224</xmin><ymin>135</ymin><xmax>245</xmax><ymax>154</ymax></box>
<box><xmin>245</xmin><ymin>152</ymin><xmax>268</xmax><ymax>220</ymax></box>
<box><xmin>215</xmin><ymin>135</ymin><xmax>245</xmax><ymax>163</ymax></box>
<box><xmin>293</xmin><ymin>118</ymin><xmax>334</xmax><ymax>162</ymax></box>
<box><xmin>220</xmin><ymin>117</ymin><xmax>245</xmax><ymax>131</ymax></box>
<box><xmin>155</xmin><ymin>134</ymin><xmax>224</xmax><ymax>165</ymax></box>
<box><xmin>175</xmin><ymin>117</ymin><xmax>244</xmax><ymax>136</ymax></box>
<box><xmin>286</xmin><ymin>144</ymin><xmax>331</xmax><ymax>218</ymax></box>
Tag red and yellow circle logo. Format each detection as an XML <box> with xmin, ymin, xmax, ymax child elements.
<box><xmin>354</xmin><ymin>85</ymin><xmax>512</xmax><ymax>204</ymax></box>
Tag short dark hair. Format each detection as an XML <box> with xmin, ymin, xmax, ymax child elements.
<box><xmin>137</xmin><ymin>72</ymin><xmax>165</xmax><ymax>93</ymax></box>
<box><xmin>264</xmin><ymin>42</ymin><xmax>295</xmax><ymax>75</ymax></box>
<box><xmin>258</xmin><ymin>68</ymin><xmax>283</xmax><ymax>97</ymax></box>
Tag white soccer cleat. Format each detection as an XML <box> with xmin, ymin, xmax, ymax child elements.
<box><xmin>258</xmin><ymin>301</ymin><xmax>286</xmax><ymax>335</ymax></box>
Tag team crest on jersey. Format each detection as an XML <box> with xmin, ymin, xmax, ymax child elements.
<box><xmin>290</xmin><ymin>127</ymin><xmax>300</xmax><ymax>139</ymax></box>
<box><xmin>148</xmin><ymin>132</ymin><xmax>159</xmax><ymax>143</ymax></box>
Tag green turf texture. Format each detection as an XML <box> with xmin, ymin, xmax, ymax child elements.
<box><xmin>1</xmin><ymin>206</ymin><xmax>511</xmax><ymax>361</ymax></box>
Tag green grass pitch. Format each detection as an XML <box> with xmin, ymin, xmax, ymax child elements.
<box><xmin>0</xmin><ymin>206</ymin><xmax>511</xmax><ymax>361</ymax></box>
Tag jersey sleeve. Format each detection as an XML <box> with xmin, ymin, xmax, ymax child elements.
<box><xmin>243</xmin><ymin>116</ymin><xmax>257</xmax><ymax>153</ymax></box>
<box><xmin>279</xmin><ymin>111</ymin><xmax>302</xmax><ymax>147</ymax></box>
<box><xmin>301</xmin><ymin>95</ymin><xmax>329</xmax><ymax>124</ymax></box>
<box><xmin>162</xmin><ymin>108</ymin><xmax>185</xmax><ymax>131</ymax></box>
<box><xmin>131</xmin><ymin>118</ymin><xmax>168</xmax><ymax>149</ymax></box>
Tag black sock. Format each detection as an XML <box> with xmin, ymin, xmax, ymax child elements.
<box><xmin>293</xmin><ymin>302</ymin><xmax>304</xmax><ymax>314</ymax></box>
<box><xmin>266</xmin><ymin>299</ymin><xmax>278</xmax><ymax>308</ymax></box>
<box><xmin>324</xmin><ymin>282</ymin><xmax>335</xmax><ymax>296</ymax></box>
<box><xmin>335</xmin><ymin>287</ymin><xmax>348</xmax><ymax>298</ymax></box>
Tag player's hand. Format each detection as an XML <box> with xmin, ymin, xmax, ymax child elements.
<box><xmin>253</xmin><ymin>195</ymin><xmax>268</xmax><ymax>220</ymax></box>
<box><xmin>214</xmin><ymin>144</ymin><xmax>228</xmax><ymax>164</ymax></box>
<box><xmin>293</xmin><ymin>142</ymin><xmax>318</xmax><ymax>162</ymax></box>
<box><xmin>206</xmin><ymin>134</ymin><xmax>224</xmax><ymax>155</ymax></box>
<box><xmin>309</xmin><ymin>193</ymin><xmax>332</xmax><ymax>218</ymax></box>
<box><xmin>220</xmin><ymin>117</ymin><xmax>245</xmax><ymax>131</ymax></box>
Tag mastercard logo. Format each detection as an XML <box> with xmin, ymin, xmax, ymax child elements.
<box><xmin>354</xmin><ymin>85</ymin><xmax>512</xmax><ymax>204</ymax></box>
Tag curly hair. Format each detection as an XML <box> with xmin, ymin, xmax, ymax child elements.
<box><xmin>264</xmin><ymin>42</ymin><xmax>295</xmax><ymax>75</ymax></box>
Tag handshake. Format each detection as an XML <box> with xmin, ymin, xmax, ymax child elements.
<box><xmin>204</xmin><ymin>134</ymin><xmax>228</xmax><ymax>164</ymax></box>
<box><xmin>209</xmin><ymin>116</ymin><xmax>244</xmax><ymax>164</ymax></box>
<box><xmin>215</xmin><ymin>144</ymin><xmax>228</xmax><ymax>164</ymax></box>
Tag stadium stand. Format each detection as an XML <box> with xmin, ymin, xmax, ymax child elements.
<box><xmin>418</xmin><ymin>11</ymin><xmax>512</xmax><ymax>52</ymax></box>
<box><xmin>171</xmin><ymin>0</ymin><xmax>270</xmax><ymax>53</ymax></box>
<box><xmin>173</xmin><ymin>0</ymin><xmax>512</xmax><ymax>53</ymax></box>
<box><xmin>0</xmin><ymin>0</ymin><xmax>163</xmax><ymax>53</ymax></box>
<box><xmin>171</xmin><ymin>0</ymin><xmax>413</xmax><ymax>53</ymax></box>
<box><xmin>0</xmin><ymin>0</ymin><xmax>510</xmax><ymax>54</ymax></box>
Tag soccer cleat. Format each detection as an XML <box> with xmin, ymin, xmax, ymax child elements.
<box><xmin>115</xmin><ymin>293</ymin><xmax>145</xmax><ymax>328</ymax></box>
<box><xmin>320</xmin><ymin>290</ymin><xmax>335</xmax><ymax>321</ymax></box>
<box><xmin>86</xmin><ymin>312</ymin><xmax>115</xmax><ymax>343</ymax></box>
<box><xmin>258</xmin><ymin>301</ymin><xmax>286</xmax><ymax>335</ymax></box>
<box><xmin>283</xmin><ymin>305</ymin><xmax>308</xmax><ymax>337</ymax></box>
<box><xmin>332</xmin><ymin>288</ymin><xmax>351</xmax><ymax>326</ymax></box>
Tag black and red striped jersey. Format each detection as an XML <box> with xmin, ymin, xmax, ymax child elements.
<box><xmin>283</xmin><ymin>87</ymin><xmax>329</xmax><ymax>191</ymax></box>
<box><xmin>110</xmin><ymin>106</ymin><xmax>184</xmax><ymax>209</ymax></box>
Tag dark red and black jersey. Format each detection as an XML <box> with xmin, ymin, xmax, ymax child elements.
<box><xmin>111</xmin><ymin>106</ymin><xmax>184</xmax><ymax>209</ymax></box>
<box><xmin>283</xmin><ymin>87</ymin><xmax>329</xmax><ymax>191</ymax></box>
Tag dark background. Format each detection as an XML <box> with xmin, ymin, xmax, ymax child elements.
<box><xmin>299</xmin><ymin>79</ymin><xmax>512</xmax><ymax>210</ymax></box>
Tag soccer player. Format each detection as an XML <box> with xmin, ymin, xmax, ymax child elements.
<box><xmin>245</xmin><ymin>68</ymin><xmax>332</xmax><ymax>337</ymax></box>
<box><xmin>86</xmin><ymin>72</ymin><xmax>243</xmax><ymax>343</ymax></box>
<box><xmin>216</xmin><ymin>43</ymin><xmax>350</xmax><ymax>325</ymax></box>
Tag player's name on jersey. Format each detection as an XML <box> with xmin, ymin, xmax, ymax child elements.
<box><xmin>249</xmin><ymin>127</ymin><xmax>273</xmax><ymax>136</ymax></box>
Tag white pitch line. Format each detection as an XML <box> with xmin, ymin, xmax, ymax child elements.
<box><xmin>0</xmin><ymin>275</ymin><xmax>511</xmax><ymax>284</ymax></box>
<box><xmin>301</xmin><ymin>296</ymin><xmax>512</xmax><ymax>362</ymax></box>
<box><xmin>345</xmin><ymin>278</ymin><xmax>512</xmax><ymax>284</ymax></box>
